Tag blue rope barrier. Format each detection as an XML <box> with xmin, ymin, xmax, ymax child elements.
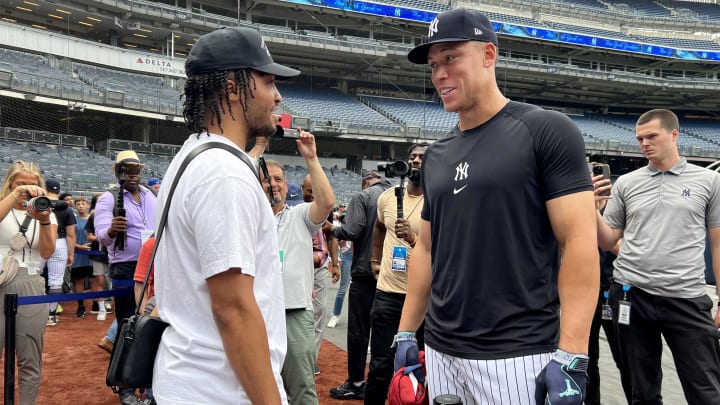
<box><xmin>15</xmin><ymin>279</ymin><xmax>135</xmax><ymax>305</ymax></box>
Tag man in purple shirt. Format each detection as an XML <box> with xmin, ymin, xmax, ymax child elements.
<box><xmin>94</xmin><ymin>150</ymin><xmax>157</xmax><ymax>405</ymax></box>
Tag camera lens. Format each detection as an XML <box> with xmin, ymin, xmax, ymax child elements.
<box><xmin>393</xmin><ymin>161</ymin><xmax>410</xmax><ymax>174</ymax></box>
<box><xmin>28</xmin><ymin>196</ymin><xmax>51</xmax><ymax>211</ymax></box>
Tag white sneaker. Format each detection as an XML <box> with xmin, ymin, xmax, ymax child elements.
<box><xmin>327</xmin><ymin>315</ymin><xmax>339</xmax><ymax>328</ymax></box>
<box><xmin>46</xmin><ymin>315</ymin><xmax>57</xmax><ymax>326</ymax></box>
<box><xmin>97</xmin><ymin>309</ymin><xmax>107</xmax><ymax>321</ymax></box>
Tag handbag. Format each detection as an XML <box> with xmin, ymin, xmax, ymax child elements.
<box><xmin>0</xmin><ymin>215</ymin><xmax>34</xmax><ymax>287</ymax></box>
<box><xmin>106</xmin><ymin>141</ymin><xmax>261</xmax><ymax>389</ymax></box>
<box><xmin>0</xmin><ymin>252</ymin><xmax>19</xmax><ymax>287</ymax></box>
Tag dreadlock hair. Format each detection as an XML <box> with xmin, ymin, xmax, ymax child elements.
<box><xmin>182</xmin><ymin>63</ymin><xmax>256</xmax><ymax>136</ymax></box>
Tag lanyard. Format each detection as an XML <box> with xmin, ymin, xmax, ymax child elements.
<box><xmin>10</xmin><ymin>208</ymin><xmax>37</xmax><ymax>261</ymax></box>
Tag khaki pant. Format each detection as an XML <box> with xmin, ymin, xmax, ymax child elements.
<box><xmin>0</xmin><ymin>271</ymin><xmax>47</xmax><ymax>405</ymax></box>
<box><xmin>281</xmin><ymin>308</ymin><xmax>319</xmax><ymax>405</ymax></box>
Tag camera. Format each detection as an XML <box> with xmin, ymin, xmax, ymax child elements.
<box><xmin>24</xmin><ymin>195</ymin><xmax>68</xmax><ymax>212</ymax></box>
<box><xmin>378</xmin><ymin>160</ymin><xmax>411</xmax><ymax>178</ymax></box>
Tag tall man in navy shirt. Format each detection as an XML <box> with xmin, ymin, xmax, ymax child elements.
<box><xmin>395</xmin><ymin>8</ymin><xmax>599</xmax><ymax>405</ymax></box>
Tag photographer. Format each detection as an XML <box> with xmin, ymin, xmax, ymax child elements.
<box><xmin>94</xmin><ymin>150</ymin><xmax>157</xmax><ymax>405</ymax></box>
<box><xmin>329</xmin><ymin>170</ymin><xmax>391</xmax><ymax>400</ymax></box>
<box><xmin>0</xmin><ymin>161</ymin><xmax>57</xmax><ymax>404</ymax></box>
<box><xmin>365</xmin><ymin>143</ymin><xmax>427</xmax><ymax>404</ymax></box>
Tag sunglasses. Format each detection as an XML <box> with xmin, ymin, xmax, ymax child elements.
<box><xmin>115</xmin><ymin>162</ymin><xmax>144</xmax><ymax>176</ymax></box>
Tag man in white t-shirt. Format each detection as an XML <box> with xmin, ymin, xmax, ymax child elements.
<box><xmin>152</xmin><ymin>26</ymin><xmax>300</xmax><ymax>404</ymax></box>
<box><xmin>260</xmin><ymin>131</ymin><xmax>334</xmax><ymax>404</ymax></box>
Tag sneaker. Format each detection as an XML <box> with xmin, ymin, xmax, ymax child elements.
<box><xmin>75</xmin><ymin>306</ymin><xmax>86</xmax><ymax>318</ymax></box>
<box><xmin>46</xmin><ymin>315</ymin><xmax>57</xmax><ymax>327</ymax></box>
<box><xmin>327</xmin><ymin>315</ymin><xmax>339</xmax><ymax>328</ymax></box>
<box><xmin>98</xmin><ymin>337</ymin><xmax>114</xmax><ymax>353</ymax></box>
<box><xmin>97</xmin><ymin>309</ymin><xmax>107</xmax><ymax>321</ymax></box>
<box><xmin>329</xmin><ymin>379</ymin><xmax>365</xmax><ymax>400</ymax></box>
<box><xmin>119</xmin><ymin>391</ymin><xmax>152</xmax><ymax>405</ymax></box>
<box><xmin>90</xmin><ymin>301</ymin><xmax>99</xmax><ymax>314</ymax></box>
<box><xmin>314</xmin><ymin>365</ymin><xmax>320</xmax><ymax>375</ymax></box>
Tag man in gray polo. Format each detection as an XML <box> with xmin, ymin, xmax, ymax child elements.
<box><xmin>595</xmin><ymin>108</ymin><xmax>720</xmax><ymax>404</ymax></box>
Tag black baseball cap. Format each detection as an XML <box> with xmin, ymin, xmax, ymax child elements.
<box><xmin>186</xmin><ymin>27</ymin><xmax>301</xmax><ymax>78</ymax></box>
<box><xmin>408</xmin><ymin>8</ymin><xmax>498</xmax><ymax>64</ymax></box>
<box><xmin>45</xmin><ymin>179</ymin><xmax>61</xmax><ymax>193</ymax></box>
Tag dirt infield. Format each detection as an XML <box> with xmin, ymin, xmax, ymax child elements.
<box><xmin>1</xmin><ymin>302</ymin><xmax>360</xmax><ymax>404</ymax></box>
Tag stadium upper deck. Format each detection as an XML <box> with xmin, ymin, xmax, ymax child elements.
<box><xmin>3</xmin><ymin>0</ymin><xmax>720</xmax><ymax>159</ymax></box>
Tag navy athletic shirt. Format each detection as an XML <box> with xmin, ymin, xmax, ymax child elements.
<box><xmin>421</xmin><ymin>101</ymin><xmax>592</xmax><ymax>359</ymax></box>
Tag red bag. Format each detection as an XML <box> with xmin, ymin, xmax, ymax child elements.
<box><xmin>387</xmin><ymin>351</ymin><xmax>429</xmax><ymax>405</ymax></box>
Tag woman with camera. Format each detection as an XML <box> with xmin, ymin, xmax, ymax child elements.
<box><xmin>0</xmin><ymin>160</ymin><xmax>58</xmax><ymax>405</ymax></box>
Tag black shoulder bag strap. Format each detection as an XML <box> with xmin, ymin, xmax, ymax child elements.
<box><xmin>133</xmin><ymin>141</ymin><xmax>258</xmax><ymax>315</ymax></box>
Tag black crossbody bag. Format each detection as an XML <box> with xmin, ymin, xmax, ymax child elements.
<box><xmin>106</xmin><ymin>141</ymin><xmax>260</xmax><ymax>389</ymax></box>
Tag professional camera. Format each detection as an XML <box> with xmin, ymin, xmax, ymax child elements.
<box><xmin>24</xmin><ymin>196</ymin><xmax>68</xmax><ymax>212</ymax></box>
<box><xmin>378</xmin><ymin>160</ymin><xmax>411</xmax><ymax>178</ymax></box>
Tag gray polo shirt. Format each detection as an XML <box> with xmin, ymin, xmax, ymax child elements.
<box><xmin>604</xmin><ymin>158</ymin><xmax>720</xmax><ymax>298</ymax></box>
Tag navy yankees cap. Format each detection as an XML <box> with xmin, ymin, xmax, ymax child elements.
<box><xmin>186</xmin><ymin>27</ymin><xmax>300</xmax><ymax>79</ymax></box>
<box><xmin>408</xmin><ymin>8</ymin><xmax>498</xmax><ymax>64</ymax></box>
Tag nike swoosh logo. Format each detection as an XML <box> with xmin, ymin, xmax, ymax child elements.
<box><xmin>453</xmin><ymin>185</ymin><xmax>468</xmax><ymax>194</ymax></box>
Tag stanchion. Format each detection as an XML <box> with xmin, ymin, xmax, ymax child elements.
<box><xmin>3</xmin><ymin>284</ymin><xmax>133</xmax><ymax>404</ymax></box>
<box><xmin>4</xmin><ymin>293</ymin><xmax>18</xmax><ymax>405</ymax></box>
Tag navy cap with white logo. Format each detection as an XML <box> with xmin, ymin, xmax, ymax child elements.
<box><xmin>187</xmin><ymin>27</ymin><xmax>300</xmax><ymax>78</ymax></box>
<box><xmin>408</xmin><ymin>8</ymin><xmax>498</xmax><ymax>64</ymax></box>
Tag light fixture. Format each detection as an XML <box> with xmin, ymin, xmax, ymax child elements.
<box><xmin>48</xmin><ymin>14</ymin><xmax>63</xmax><ymax>19</ymax></box>
<box><xmin>1</xmin><ymin>17</ymin><xmax>17</xmax><ymax>22</ymax></box>
<box><xmin>138</xmin><ymin>27</ymin><xmax>152</xmax><ymax>33</ymax></box>
<box><xmin>186</xmin><ymin>43</ymin><xmax>193</xmax><ymax>46</ymax></box>
<box><xmin>55</xmin><ymin>8</ymin><xmax>72</xmax><ymax>14</ymax></box>
<box><xmin>16</xmin><ymin>6</ymin><xmax>33</xmax><ymax>12</ymax></box>
<box><xmin>87</xmin><ymin>16</ymin><xmax>101</xmax><ymax>22</ymax></box>
<box><xmin>125</xmin><ymin>43</ymin><xmax>138</xmax><ymax>48</ymax></box>
<box><xmin>149</xmin><ymin>48</ymin><xmax>160</xmax><ymax>52</ymax></box>
<box><xmin>133</xmin><ymin>33</ymin><xmax>147</xmax><ymax>38</ymax></box>
<box><xmin>32</xmin><ymin>24</ymin><xmax>47</xmax><ymax>29</ymax></box>
<box><xmin>175</xmin><ymin>51</ymin><xmax>186</xmax><ymax>56</ymax></box>
<box><xmin>23</xmin><ymin>1</ymin><xmax>39</xmax><ymax>6</ymax></box>
<box><xmin>78</xmin><ymin>21</ymin><xmax>93</xmax><ymax>27</ymax></box>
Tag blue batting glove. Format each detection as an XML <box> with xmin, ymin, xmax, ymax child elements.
<box><xmin>534</xmin><ymin>349</ymin><xmax>588</xmax><ymax>405</ymax></box>
<box><xmin>392</xmin><ymin>331</ymin><xmax>424</xmax><ymax>384</ymax></box>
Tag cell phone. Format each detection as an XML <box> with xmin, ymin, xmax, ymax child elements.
<box><xmin>589</xmin><ymin>163</ymin><xmax>611</xmax><ymax>196</ymax></box>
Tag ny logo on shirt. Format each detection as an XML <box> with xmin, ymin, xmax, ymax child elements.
<box><xmin>682</xmin><ymin>188</ymin><xmax>691</xmax><ymax>197</ymax></box>
<box><xmin>455</xmin><ymin>161</ymin><xmax>469</xmax><ymax>181</ymax></box>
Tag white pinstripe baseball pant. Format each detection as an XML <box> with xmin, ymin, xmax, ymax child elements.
<box><xmin>425</xmin><ymin>344</ymin><xmax>553</xmax><ymax>405</ymax></box>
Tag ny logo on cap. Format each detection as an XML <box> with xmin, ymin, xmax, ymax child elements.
<box><xmin>260</xmin><ymin>38</ymin><xmax>271</xmax><ymax>57</ymax></box>
<box><xmin>428</xmin><ymin>17</ymin><xmax>439</xmax><ymax>38</ymax></box>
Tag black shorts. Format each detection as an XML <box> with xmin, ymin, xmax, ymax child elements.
<box><xmin>71</xmin><ymin>266</ymin><xmax>93</xmax><ymax>280</ymax></box>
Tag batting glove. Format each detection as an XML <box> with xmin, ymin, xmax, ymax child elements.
<box><xmin>392</xmin><ymin>331</ymin><xmax>424</xmax><ymax>384</ymax></box>
<box><xmin>534</xmin><ymin>349</ymin><xmax>588</xmax><ymax>405</ymax></box>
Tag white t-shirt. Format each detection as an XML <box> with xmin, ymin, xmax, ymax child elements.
<box><xmin>152</xmin><ymin>134</ymin><xmax>287</xmax><ymax>404</ymax></box>
<box><xmin>0</xmin><ymin>208</ymin><xmax>57</xmax><ymax>276</ymax></box>
<box><xmin>275</xmin><ymin>203</ymin><xmax>322</xmax><ymax>310</ymax></box>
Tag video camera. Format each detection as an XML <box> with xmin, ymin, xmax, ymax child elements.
<box><xmin>378</xmin><ymin>160</ymin><xmax>411</xmax><ymax>178</ymax></box>
<box><xmin>24</xmin><ymin>195</ymin><xmax>68</xmax><ymax>212</ymax></box>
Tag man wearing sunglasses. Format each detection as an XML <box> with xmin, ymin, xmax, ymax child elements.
<box><xmin>94</xmin><ymin>150</ymin><xmax>157</xmax><ymax>405</ymax></box>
